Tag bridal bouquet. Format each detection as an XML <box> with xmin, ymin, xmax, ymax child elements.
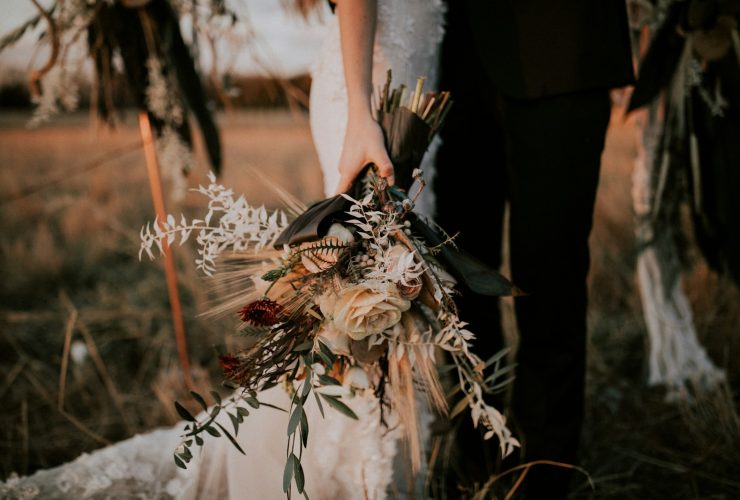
<box><xmin>141</xmin><ymin>73</ymin><xmax>519</xmax><ymax>497</ymax></box>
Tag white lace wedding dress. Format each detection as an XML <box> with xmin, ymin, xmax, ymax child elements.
<box><xmin>0</xmin><ymin>1</ymin><xmax>445</xmax><ymax>499</ymax></box>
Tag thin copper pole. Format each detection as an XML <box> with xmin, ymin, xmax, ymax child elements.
<box><xmin>138</xmin><ymin>111</ymin><xmax>193</xmax><ymax>389</ymax></box>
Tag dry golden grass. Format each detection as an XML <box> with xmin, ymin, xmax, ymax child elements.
<box><xmin>0</xmin><ymin>109</ymin><xmax>738</xmax><ymax>498</ymax></box>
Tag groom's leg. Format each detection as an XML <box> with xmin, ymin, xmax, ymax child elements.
<box><xmin>501</xmin><ymin>89</ymin><xmax>611</xmax><ymax>498</ymax></box>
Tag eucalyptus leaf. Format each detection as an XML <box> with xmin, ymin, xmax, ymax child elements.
<box><xmin>174</xmin><ymin>455</ymin><xmax>186</xmax><ymax>470</ymax></box>
<box><xmin>318</xmin><ymin>374</ymin><xmax>341</xmax><ymax>386</ymax></box>
<box><xmin>228</xmin><ymin>412</ymin><xmax>240</xmax><ymax>435</ymax></box>
<box><xmin>293</xmin><ymin>341</ymin><xmax>314</xmax><ymax>352</ymax></box>
<box><xmin>258</xmin><ymin>401</ymin><xmax>288</xmax><ymax>412</ymax></box>
<box><xmin>319</xmin><ymin>395</ymin><xmax>358</xmax><ymax>420</ymax></box>
<box><xmin>316</xmin><ymin>350</ymin><xmax>333</xmax><ymax>367</ymax></box>
<box><xmin>288</xmin><ymin>405</ymin><xmax>302</xmax><ymax>435</ymax></box>
<box><xmin>295</xmin><ymin>457</ymin><xmax>306</xmax><ymax>493</ymax></box>
<box><xmin>205</xmin><ymin>425</ymin><xmax>221</xmax><ymax>437</ymax></box>
<box><xmin>215</xmin><ymin>422</ymin><xmax>245</xmax><ymax>455</ymax></box>
<box><xmin>317</xmin><ymin>341</ymin><xmax>336</xmax><ymax>364</ymax></box>
<box><xmin>210</xmin><ymin>390</ymin><xmax>222</xmax><ymax>405</ymax></box>
<box><xmin>300</xmin><ymin>380</ymin><xmax>311</xmax><ymax>399</ymax></box>
<box><xmin>190</xmin><ymin>391</ymin><xmax>209</xmax><ymax>412</ymax></box>
<box><xmin>174</xmin><ymin>402</ymin><xmax>196</xmax><ymax>422</ymax></box>
<box><xmin>300</xmin><ymin>410</ymin><xmax>309</xmax><ymax>447</ymax></box>
<box><xmin>283</xmin><ymin>454</ymin><xmax>295</xmax><ymax>493</ymax></box>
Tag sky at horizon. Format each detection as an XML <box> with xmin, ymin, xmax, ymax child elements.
<box><xmin>0</xmin><ymin>0</ymin><xmax>328</xmax><ymax>79</ymax></box>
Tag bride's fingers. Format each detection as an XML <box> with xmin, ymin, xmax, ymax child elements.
<box><xmin>372</xmin><ymin>150</ymin><xmax>395</xmax><ymax>187</ymax></box>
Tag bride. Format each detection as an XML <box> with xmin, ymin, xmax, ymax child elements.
<box><xmin>1</xmin><ymin>0</ymin><xmax>446</xmax><ymax>498</ymax></box>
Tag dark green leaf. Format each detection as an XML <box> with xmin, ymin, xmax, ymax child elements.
<box><xmin>236</xmin><ymin>406</ymin><xmax>250</xmax><ymax>418</ymax></box>
<box><xmin>182</xmin><ymin>446</ymin><xmax>193</xmax><ymax>461</ymax></box>
<box><xmin>318</xmin><ymin>374</ymin><xmax>341</xmax><ymax>386</ymax></box>
<box><xmin>228</xmin><ymin>412</ymin><xmax>240</xmax><ymax>435</ymax></box>
<box><xmin>293</xmin><ymin>341</ymin><xmax>314</xmax><ymax>352</ymax></box>
<box><xmin>319</xmin><ymin>395</ymin><xmax>358</xmax><ymax>419</ymax></box>
<box><xmin>195</xmin><ymin>435</ymin><xmax>204</xmax><ymax>446</ymax></box>
<box><xmin>258</xmin><ymin>401</ymin><xmax>287</xmax><ymax>412</ymax></box>
<box><xmin>316</xmin><ymin>350</ymin><xmax>333</xmax><ymax>367</ymax></box>
<box><xmin>288</xmin><ymin>405</ymin><xmax>302</xmax><ymax>436</ymax></box>
<box><xmin>184</xmin><ymin>439</ymin><xmax>193</xmax><ymax>447</ymax></box>
<box><xmin>300</xmin><ymin>380</ymin><xmax>312</xmax><ymax>399</ymax></box>
<box><xmin>174</xmin><ymin>455</ymin><xmax>186</xmax><ymax>469</ymax></box>
<box><xmin>318</xmin><ymin>341</ymin><xmax>336</xmax><ymax>364</ymax></box>
<box><xmin>222</xmin><ymin>379</ymin><xmax>238</xmax><ymax>390</ymax></box>
<box><xmin>210</xmin><ymin>390</ymin><xmax>222</xmax><ymax>405</ymax></box>
<box><xmin>205</xmin><ymin>425</ymin><xmax>221</xmax><ymax>437</ymax></box>
<box><xmin>210</xmin><ymin>405</ymin><xmax>221</xmax><ymax>418</ymax></box>
<box><xmin>295</xmin><ymin>457</ymin><xmax>305</xmax><ymax>493</ymax></box>
<box><xmin>283</xmin><ymin>454</ymin><xmax>296</xmax><ymax>493</ymax></box>
<box><xmin>300</xmin><ymin>410</ymin><xmax>309</xmax><ymax>447</ymax></box>
<box><xmin>245</xmin><ymin>396</ymin><xmax>260</xmax><ymax>409</ymax></box>
<box><xmin>175</xmin><ymin>402</ymin><xmax>196</xmax><ymax>422</ymax></box>
<box><xmin>215</xmin><ymin>422</ymin><xmax>245</xmax><ymax>455</ymax></box>
<box><xmin>190</xmin><ymin>391</ymin><xmax>209</xmax><ymax>412</ymax></box>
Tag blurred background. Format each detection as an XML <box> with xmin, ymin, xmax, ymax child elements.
<box><xmin>1</xmin><ymin>1</ymin><xmax>739</xmax><ymax>498</ymax></box>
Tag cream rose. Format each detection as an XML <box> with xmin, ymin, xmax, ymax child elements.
<box><xmin>329</xmin><ymin>281</ymin><xmax>410</xmax><ymax>340</ymax></box>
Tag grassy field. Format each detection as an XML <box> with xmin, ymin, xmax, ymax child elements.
<box><xmin>1</xmin><ymin>109</ymin><xmax>738</xmax><ymax>498</ymax></box>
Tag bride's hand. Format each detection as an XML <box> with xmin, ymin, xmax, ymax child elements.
<box><xmin>335</xmin><ymin>114</ymin><xmax>394</xmax><ymax>195</ymax></box>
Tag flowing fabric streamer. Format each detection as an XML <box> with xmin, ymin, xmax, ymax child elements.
<box><xmin>632</xmin><ymin>109</ymin><xmax>724</xmax><ymax>399</ymax></box>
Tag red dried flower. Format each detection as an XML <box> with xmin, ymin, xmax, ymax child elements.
<box><xmin>218</xmin><ymin>354</ymin><xmax>240</xmax><ymax>380</ymax></box>
<box><xmin>238</xmin><ymin>299</ymin><xmax>284</xmax><ymax>326</ymax></box>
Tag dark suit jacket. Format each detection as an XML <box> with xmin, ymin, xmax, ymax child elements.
<box><xmin>461</xmin><ymin>0</ymin><xmax>635</xmax><ymax>99</ymax></box>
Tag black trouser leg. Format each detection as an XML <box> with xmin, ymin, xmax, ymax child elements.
<box><xmin>501</xmin><ymin>90</ymin><xmax>610</xmax><ymax>499</ymax></box>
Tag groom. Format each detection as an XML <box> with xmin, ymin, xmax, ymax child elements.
<box><xmin>433</xmin><ymin>1</ymin><xmax>634</xmax><ymax>498</ymax></box>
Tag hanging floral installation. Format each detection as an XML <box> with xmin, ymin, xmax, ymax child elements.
<box><xmin>627</xmin><ymin>0</ymin><xmax>739</xmax><ymax>398</ymax></box>
<box><xmin>0</xmin><ymin>0</ymin><xmax>233</xmax><ymax>199</ymax></box>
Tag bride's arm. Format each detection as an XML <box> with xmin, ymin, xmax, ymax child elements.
<box><xmin>333</xmin><ymin>0</ymin><xmax>394</xmax><ymax>194</ymax></box>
